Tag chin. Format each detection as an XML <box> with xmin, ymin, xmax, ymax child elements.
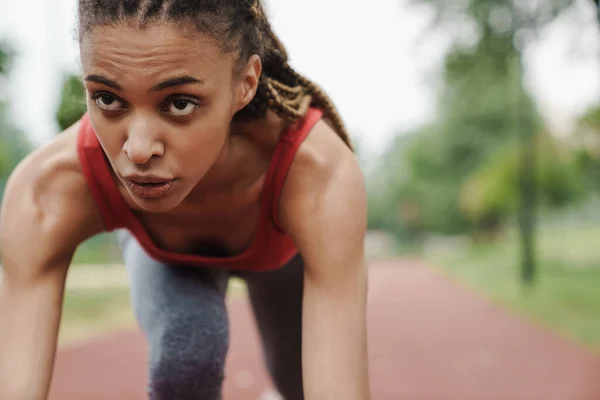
<box><xmin>128</xmin><ymin>191</ymin><xmax>184</xmax><ymax>213</ymax></box>
<box><xmin>137</xmin><ymin>199</ymin><xmax>181</xmax><ymax>213</ymax></box>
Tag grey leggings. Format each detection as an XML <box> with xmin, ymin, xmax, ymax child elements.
<box><xmin>117</xmin><ymin>231</ymin><xmax>304</xmax><ymax>400</ymax></box>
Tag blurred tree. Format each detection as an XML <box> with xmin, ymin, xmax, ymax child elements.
<box><xmin>0</xmin><ymin>44</ymin><xmax>11</xmax><ymax>76</ymax></box>
<box><xmin>578</xmin><ymin>105</ymin><xmax>600</xmax><ymax>132</ymax></box>
<box><xmin>0</xmin><ymin>42</ymin><xmax>33</xmax><ymax>201</ymax></box>
<box><xmin>0</xmin><ymin>42</ymin><xmax>15</xmax><ymax>178</ymax></box>
<box><xmin>372</xmin><ymin>33</ymin><xmax>540</xmax><ymax>236</ymax></box>
<box><xmin>365</xmin><ymin>0</ymin><xmax>582</xmax><ymax>283</ymax></box>
<box><xmin>56</xmin><ymin>74</ymin><xmax>87</xmax><ymax>131</ymax></box>
<box><xmin>574</xmin><ymin>104</ymin><xmax>600</xmax><ymax>190</ymax></box>
<box><xmin>406</xmin><ymin>0</ymin><xmax>580</xmax><ymax>286</ymax></box>
<box><xmin>460</xmin><ymin>133</ymin><xmax>587</xmax><ymax>240</ymax></box>
<box><xmin>367</xmin><ymin>129</ymin><xmax>426</xmax><ymax>240</ymax></box>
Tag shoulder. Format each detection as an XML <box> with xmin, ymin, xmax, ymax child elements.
<box><xmin>278</xmin><ymin>118</ymin><xmax>367</xmax><ymax>245</ymax></box>
<box><xmin>0</xmin><ymin>120</ymin><xmax>104</xmax><ymax>268</ymax></box>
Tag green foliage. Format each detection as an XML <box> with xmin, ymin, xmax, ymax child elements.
<box><xmin>56</xmin><ymin>74</ymin><xmax>87</xmax><ymax>131</ymax></box>
<box><xmin>579</xmin><ymin>105</ymin><xmax>600</xmax><ymax>132</ymax></box>
<box><xmin>0</xmin><ymin>42</ymin><xmax>14</xmax><ymax>76</ymax></box>
<box><xmin>0</xmin><ymin>107</ymin><xmax>33</xmax><ymax>177</ymax></box>
<box><xmin>72</xmin><ymin>233</ymin><xmax>123</xmax><ymax>265</ymax></box>
<box><xmin>367</xmin><ymin>131</ymin><xmax>431</xmax><ymax>238</ymax></box>
<box><xmin>460</xmin><ymin>144</ymin><xmax>516</xmax><ymax>232</ymax></box>
<box><xmin>372</xmin><ymin>62</ymin><xmax>536</xmax><ymax>236</ymax></box>
<box><xmin>0</xmin><ymin>42</ymin><xmax>34</xmax><ymax>200</ymax></box>
<box><xmin>365</xmin><ymin>0</ymin><xmax>579</xmax><ymax>241</ymax></box>
<box><xmin>573</xmin><ymin>104</ymin><xmax>600</xmax><ymax>191</ymax></box>
<box><xmin>460</xmin><ymin>134</ymin><xmax>588</xmax><ymax>232</ymax></box>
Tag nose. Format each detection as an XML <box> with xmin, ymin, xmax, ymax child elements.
<box><xmin>123</xmin><ymin>117</ymin><xmax>165</xmax><ymax>164</ymax></box>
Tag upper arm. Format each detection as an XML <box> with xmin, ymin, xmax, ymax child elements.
<box><xmin>279</xmin><ymin>121</ymin><xmax>368</xmax><ymax>284</ymax></box>
<box><xmin>0</xmin><ymin>133</ymin><xmax>103</xmax><ymax>287</ymax></box>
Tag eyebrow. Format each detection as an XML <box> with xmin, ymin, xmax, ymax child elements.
<box><xmin>151</xmin><ymin>76</ymin><xmax>204</xmax><ymax>91</ymax></box>
<box><xmin>84</xmin><ymin>75</ymin><xmax>204</xmax><ymax>92</ymax></box>
<box><xmin>85</xmin><ymin>75</ymin><xmax>122</xmax><ymax>90</ymax></box>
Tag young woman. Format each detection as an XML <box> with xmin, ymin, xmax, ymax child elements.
<box><xmin>0</xmin><ymin>1</ymin><xmax>370</xmax><ymax>399</ymax></box>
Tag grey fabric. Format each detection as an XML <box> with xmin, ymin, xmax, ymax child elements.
<box><xmin>117</xmin><ymin>230</ymin><xmax>304</xmax><ymax>400</ymax></box>
<box><xmin>238</xmin><ymin>256</ymin><xmax>304</xmax><ymax>400</ymax></box>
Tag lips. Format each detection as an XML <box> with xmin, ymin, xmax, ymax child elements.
<box><xmin>123</xmin><ymin>176</ymin><xmax>176</xmax><ymax>199</ymax></box>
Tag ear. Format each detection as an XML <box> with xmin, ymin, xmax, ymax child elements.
<box><xmin>234</xmin><ymin>54</ymin><xmax>262</xmax><ymax>113</ymax></box>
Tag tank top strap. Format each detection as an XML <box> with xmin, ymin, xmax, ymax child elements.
<box><xmin>266</xmin><ymin>108</ymin><xmax>324</xmax><ymax>231</ymax></box>
<box><xmin>76</xmin><ymin>114</ymin><xmax>126</xmax><ymax>231</ymax></box>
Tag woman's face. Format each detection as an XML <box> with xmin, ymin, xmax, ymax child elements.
<box><xmin>80</xmin><ymin>22</ymin><xmax>260</xmax><ymax>212</ymax></box>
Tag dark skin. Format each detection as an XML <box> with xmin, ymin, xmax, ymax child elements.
<box><xmin>0</xmin><ymin>22</ymin><xmax>369</xmax><ymax>399</ymax></box>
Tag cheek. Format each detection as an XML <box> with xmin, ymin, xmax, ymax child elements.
<box><xmin>88</xmin><ymin>113</ymin><xmax>124</xmax><ymax>158</ymax></box>
<box><xmin>182</xmin><ymin>114</ymin><xmax>229</xmax><ymax>148</ymax></box>
<box><xmin>170</xmin><ymin>117</ymin><xmax>229</xmax><ymax>167</ymax></box>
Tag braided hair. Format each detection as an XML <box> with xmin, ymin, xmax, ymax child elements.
<box><xmin>78</xmin><ymin>0</ymin><xmax>353</xmax><ymax>150</ymax></box>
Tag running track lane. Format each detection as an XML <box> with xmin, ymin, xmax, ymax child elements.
<box><xmin>49</xmin><ymin>260</ymin><xmax>600</xmax><ymax>400</ymax></box>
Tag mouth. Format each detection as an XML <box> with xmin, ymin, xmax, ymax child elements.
<box><xmin>123</xmin><ymin>176</ymin><xmax>176</xmax><ymax>199</ymax></box>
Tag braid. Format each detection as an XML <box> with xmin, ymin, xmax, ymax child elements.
<box><xmin>122</xmin><ymin>0</ymin><xmax>141</xmax><ymax>16</ymax></box>
<box><xmin>265</xmin><ymin>78</ymin><xmax>312</xmax><ymax>119</ymax></box>
<box><xmin>248</xmin><ymin>0</ymin><xmax>354</xmax><ymax>150</ymax></box>
<box><xmin>142</xmin><ymin>0</ymin><xmax>166</xmax><ymax>20</ymax></box>
<box><xmin>78</xmin><ymin>0</ymin><xmax>353</xmax><ymax>150</ymax></box>
<box><xmin>289</xmin><ymin>69</ymin><xmax>354</xmax><ymax>150</ymax></box>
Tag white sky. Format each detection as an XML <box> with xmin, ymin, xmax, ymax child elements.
<box><xmin>0</xmin><ymin>0</ymin><xmax>599</xmax><ymax>159</ymax></box>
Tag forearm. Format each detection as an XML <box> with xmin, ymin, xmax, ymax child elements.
<box><xmin>301</xmin><ymin>273</ymin><xmax>370</xmax><ymax>400</ymax></box>
<box><xmin>0</xmin><ymin>276</ymin><xmax>65</xmax><ymax>400</ymax></box>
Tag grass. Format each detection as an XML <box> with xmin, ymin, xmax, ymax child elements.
<box><xmin>59</xmin><ymin>287</ymin><xmax>135</xmax><ymax>344</ymax></box>
<box><xmin>426</xmin><ymin>221</ymin><xmax>600</xmax><ymax>353</ymax></box>
<box><xmin>71</xmin><ymin>234</ymin><xmax>122</xmax><ymax>265</ymax></box>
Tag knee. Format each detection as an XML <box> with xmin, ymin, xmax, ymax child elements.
<box><xmin>147</xmin><ymin>317</ymin><xmax>229</xmax><ymax>400</ymax></box>
<box><xmin>149</xmin><ymin>353</ymin><xmax>225</xmax><ymax>400</ymax></box>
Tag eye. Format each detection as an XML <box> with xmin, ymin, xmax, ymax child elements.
<box><xmin>163</xmin><ymin>97</ymin><xmax>199</xmax><ymax>116</ymax></box>
<box><xmin>92</xmin><ymin>92</ymin><xmax>127</xmax><ymax>111</ymax></box>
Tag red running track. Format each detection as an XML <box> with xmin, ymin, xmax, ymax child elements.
<box><xmin>49</xmin><ymin>260</ymin><xmax>600</xmax><ymax>400</ymax></box>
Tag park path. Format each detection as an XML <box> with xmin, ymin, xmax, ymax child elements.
<box><xmin>49</xmin><ymin>260</ymin><xmax>600</xmax><ymax>399</ymax></box>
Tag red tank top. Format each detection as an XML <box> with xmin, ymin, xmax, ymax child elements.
<box><xmin>77</xmin><ymin>108</ymin><xmax>324</xmax><ymax>272</ymax></box>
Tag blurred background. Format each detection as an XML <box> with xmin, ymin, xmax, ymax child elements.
<box><xmin>2</xmin><ymin>0</ymin><xmax>600</xmax><ymax>397</ymax></box>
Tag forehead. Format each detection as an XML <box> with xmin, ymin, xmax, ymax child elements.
<box><xmin>80</xmin><ymin>22</ymin><xmax>235</xmax><ymax>85</ymax></box>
